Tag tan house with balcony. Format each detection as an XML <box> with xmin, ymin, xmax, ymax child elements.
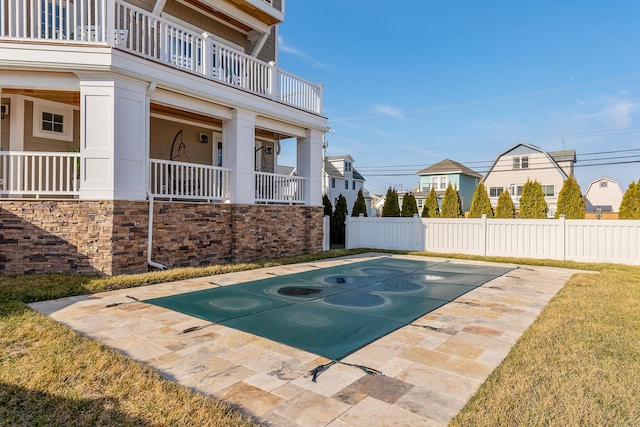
<box><xmin>483</xmin><ymin>143</ymin><xmax>576</xmax><ymax>217</ymax></box>
<box><xmin>0</xmin><ymin>0</ymin><xmax>328</xmax><ymax>275</ymax></box>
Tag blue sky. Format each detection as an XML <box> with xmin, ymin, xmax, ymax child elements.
<box><xmin>277</xmin><ymin>1</ymin><xmax>640</xmax><ymax>196</ymax></box>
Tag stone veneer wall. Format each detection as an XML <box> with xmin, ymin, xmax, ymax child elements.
<box><xmin>0</xmin><ymin>200</ymin><xmax>148</xmax><ymax>275</ymax></box>
<box><xmin>230</xmin><ymin>204</ymin><xmax>324</xmax><ymax>262</ymax></box>
<box><xmin>149</xmin><ymin>202</ymin><xmax>233</xmax><ymax>268</ymax></box>
<box><xmin>0</xmin><ymin>200</ymin><xmax>324</xmax><ymax>275</ymax></box>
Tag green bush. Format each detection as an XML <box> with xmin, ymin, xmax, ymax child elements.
<box><xmin>469</xmin><ymin>182</ymin><xmax>494</xmax><ymax>218</ymax></box>
<box><xmin>382</xmin><ymin>187</ymin><xmax>400</xmax><ymax>217</ymax></box>
<box><xmin>495</xmin><ymin>191</ymin><xmax>515</xmax><ymax>218</ymax></box>
<box><xmin>422</xmin><ymin>187</ymin><xmax>439</xmax><ymax>218</ymax></box>
<box><xmin>322</xmin><ymin>194</ymin><xmax>333</xmax><ymax>217</ymax></box>
<box><xmin>555</xmin><ymin>176</ymin><xmax>585</xmax><ymax>219</ymax></box>
<box><xmin>330</xmin><ymin>194</ymin><xmax>348</xmax><ymax>245</ymax></box>
<box><xmin>440</xmin><ymin>184</ymin><xmax>463</xmax><ymax>218</ymax></box>
<box><xmin>351</xmin><ymin>189</ymin><xmax>368</xmax><ymax>217</ymax></box>
<box><xmin>619</xmin><ymin>180</ymin><xmax>640</xmax><ymax>219</ymax></box>
<box><xmin>519</xmin><ymin>180</ymin><xmax>548</xmax><ymax>219</ymax></box>
<box><xmin>401</xmin><ymin>193</ymin><xmax>418</xmax><ymax>217</ymax></box>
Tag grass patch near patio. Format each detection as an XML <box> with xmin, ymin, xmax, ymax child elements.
<box><xmin>0</xmin><ymin>249</ymin><xmax>367</xmax><ymax>426</ymax></box>
<box><xmin>450</xmin><ymin>264</ymin><xmax>640</xmax><ymax>426</ymax></box>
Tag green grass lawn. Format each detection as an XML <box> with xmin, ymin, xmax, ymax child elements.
<box><xmin>1</xmin><ymin>249</ymin><xmax>639</xmax><ymax>426</ymax></box>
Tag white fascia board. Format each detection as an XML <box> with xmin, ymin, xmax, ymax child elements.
<box><xmin>0</xmin><ymin>70</ymin><xmax>79</xmax><ymax>91</ymax></box>
<box><xmin>151</xmin><ymin>88</ymin><xmax>233</xmax><ymax>120</ymax></box>
<box><xmin>0</xmin><ymin>43</ymin><xmax>113</xmax><ymax>72</ymax></box>
<box><xmin>255</xmin><ymin>116</ymin><xmax>307</xmax><ymax>138</ymax></box>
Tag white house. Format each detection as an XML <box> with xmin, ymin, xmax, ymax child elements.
<box><xmin>584</xmin><ymin>177</ymin><xmax>624</xmax><ymax>213</ymax></box>
<box><xmin>0</xmin><ymin>0</ymin><xmax>328</xmax><ymax>275</ymax></box>
<box><xmin>483</xmin><ymin>143</ymin><xmax>576</xmax><ymax>217</ymax></box>
<box><xmin>323</xmin><ymin>154</ymin><xmax>371</xmax><ymax>215</ymax></box>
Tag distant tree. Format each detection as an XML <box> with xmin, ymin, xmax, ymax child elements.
<box><xmin>555</xmin><ymin>176</ymin><xmax>585</xmax><ymax>219</ymax></box>
<box><xmin>351</xmin><ymin>189</ymin><xmax>368</xmax><ymax>217</ymax></box>
<box><xmin>330</xmin><ymin>194</ymin><xmax>348</xmax><ymax>245</ymax></box>
<box><xmin>421</xmin><ymin>187</ymin><xmax>439</xmax><ymax>218</ymax></box>
<box><xmin>381</xmin><ymin>187</ymin><xmax>400</xmax><ymax>217</ymax></box>
<box><xmin>619</xmin><ymin>180</ymin><xmax>640</xmax><ymax>219</ymax></box>
<box><xmin>468</xmin><ymin>182</ymin><xmax>494</xmax><ymax>218</ymax></box>
<box><xmin>322</xmin><ymin>194</ymin><xmax>333</xmax><ymax>217</ymax></box>
<box><xmin>440</xmin><ymin>184</ymin><xmax>463</xmax><ymax>218</ymax></box>
<box><xmin>495</xmin><ymin>191</ymin><xmax>515</xmax><ymax>218</ymax></box>
<box><xmin>519</xmin><ymin>180</ymin><xmax>548</xmax><ymax>219</ymax></box>
<box><xmin>401</xmin><ymin>193</ymin><xmax>419</xmax><ymax>217</ymax></box>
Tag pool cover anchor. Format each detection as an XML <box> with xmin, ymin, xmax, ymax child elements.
<box><xmin>307</xmin><ymin>360</ymin><xmax>383</xmax><ymax>383</ymax></box>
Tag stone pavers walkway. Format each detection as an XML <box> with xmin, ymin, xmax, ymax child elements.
<box><xmin>29</xmin><ymin>253</ymin><xmax>580</xmax><ymax>426</ymax></box>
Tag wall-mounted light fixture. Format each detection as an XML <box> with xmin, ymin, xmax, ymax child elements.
<box><xmin>198</xmin><ymin>133</ymin><xmax>209</xmax><ymax>144</ymax></box>
<box><xmin>0</xmin><ymin>104</ymin><xmax>8</xmax><ymax>119</ymax></box>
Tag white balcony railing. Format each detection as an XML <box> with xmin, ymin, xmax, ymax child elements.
<box><xmin>149</xmin><ymin>159</ymin><xmax>231</xmax><ymax>202</ymax></box>
<box><xmin>255</xmin><ymin>171</ymin><xmax>304</xmax><ymax>204</ymax></box>
<box><xmin>0</xmin><ymin>0</ymin><xmax>322</xmax><ymax>114</ymax></box>
<box><xmin>0</xmin><ymin>151</ymin><xmax>80</xmax><ymax>196</ymax></box>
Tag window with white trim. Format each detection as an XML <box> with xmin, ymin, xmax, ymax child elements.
<box><xmin>32</xmin><ymin>103</ymin><xmax>73</xmax><ymax>141</ymax></box>
<box><xmin>430</xmin><ymin>175</ymin><xmax>447</xmax><ymax>191</ymax></box>
<box><xmin>541</xmin><ymin>184</ymin><xmax>555</xmax><ymax>197</ymax></box>
<box><xmin>345</xmin><ymin>180</ymin><xmax>349</xmax><ymax>190</ymax></box>
<box><xmin>510</xmin><ymin>185</ymin><xmax>523</xmax><ymax>197</ymax></box>
<box><xmin>331</xmin><ymin>178</ymin><xmax>335</xmax><ymax>188</ymax></box>
<box><xmin>599</xmin><ymin>181</ymin><xmax>608</xmax><ymax>188</ymax></box>
<box><xmin>489</xmin><ymin>187</ymin><xmax>504</xmax><ymax>197</ymax></box>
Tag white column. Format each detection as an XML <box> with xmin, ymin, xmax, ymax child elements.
<box><xmin>223</xmin><ymin>109</ymin><xmax>256</xmax><ymax>204</ymax></box>
<box><xmin>78</xmin><ymin>75</ymin><xmax>148</xmax><ymax>200</ymax></box>
<box><xmin>8</xmin><ymin>95</ymin><xmax>24</xmax><ymax>151</ymax></box>
<box><xmin>297</xmin><ymin>128</ymin><xmax>323</xmax><ymax>206</ymax></box>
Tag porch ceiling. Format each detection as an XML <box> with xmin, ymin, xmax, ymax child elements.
<box><xmin>151</xmin><ymin>103</ymin><xmax>224</xmax><ymax>128</ymax></box>
<box><xmin>182</xmin><ymin>0</ymin><xmax>276</xmax><ymax>31</ymax></box>
<box><xmin>2</xmin><ymin>89</ymin><xmax>79</xmax><ymax>106</ymax></box>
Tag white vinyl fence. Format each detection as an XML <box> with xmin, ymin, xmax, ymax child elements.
<box><xmin>345</xmin><ymin>215</ymin><xmax>640</xmax><ymax>266</ymax></box>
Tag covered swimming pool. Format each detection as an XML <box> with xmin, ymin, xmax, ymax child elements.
<box><xmin>145</xmin><ymin>257</ymin><xmax>513</xmax><ymax>361</ymax></box>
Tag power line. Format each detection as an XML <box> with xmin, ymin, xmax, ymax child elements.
<box><xmin>362</xmin><ymin>158</ymin><xmax>640</xmax><ymax>177</ymax></box>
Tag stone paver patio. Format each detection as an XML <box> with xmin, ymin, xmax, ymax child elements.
<box><xmin>30</xmin><ymin>253</ymin><xmax>580</xmax><ymax>426</ymax></box>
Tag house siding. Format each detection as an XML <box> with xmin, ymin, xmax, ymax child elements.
<box><xmin>163</xmin><ymin>0</ymin><xmax>250</xmax><ymax>52</ymax></box>
<box><xmin>0</xmin><ymin>200</ymin><xmax>323</xmax><ymax>275</ymax></box>
<box><xmin>484</xmin><ymin>151</ymin><xmax>566</xmax><ymax>214</ymax></box>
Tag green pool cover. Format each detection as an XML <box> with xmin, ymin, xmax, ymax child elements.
<box><xmin>145</xmin><ymin>258</ymin><xmax>513</xmax><ymax>361</ymax></box>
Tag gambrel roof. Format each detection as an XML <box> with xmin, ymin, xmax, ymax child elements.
<box><xmin>484</xmin><ymin>143</ymin><xmax>574</xmax><ymax>180</ymax></box>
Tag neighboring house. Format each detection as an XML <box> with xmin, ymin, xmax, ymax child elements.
<box><xmin>371</xmin><ymin>194</ymin><xmax>385</xmax><ymax>217</ymax></box>
<box><xmin>323</xmin><ymin>155</ymin><xmax>371</xmax><ymax>215</ymax></box>
<box><xmin>0</xmin><ymin>0</ymin><xmax>328</xmax><ymax>275</ymax></box>
<box><xmin>483</xmin><ymin>143</ymin><xmax>576</xmax><ymax>217</ymax></box>
<box><xmin>416</xmin><ymin>159</ymin><xmax>482</xmax><ymax>213</ymax></box>
<box><xmin>584</xmin><ymin>177</ymin><xmax>624</xmax><ymax>212</ymax></box>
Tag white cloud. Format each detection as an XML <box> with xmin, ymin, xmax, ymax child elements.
<box><xmin>278</xmin><ymin>36</ymin><xmax>331</xmax><ymax>70</ymax></box>
<box><xmin>373</xmin><ymin>104</ymin><xmax>407</xmax><ymax>120</ymax></box>
<box><xmin>376</xmin><ymin>130</ymin><xmax>395</xmax><ymax>138</ymax></box>
<box><xmin>583</xmin><ymin>99</ymin><xmax>637</xmax><ymax>128</ymax></box>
